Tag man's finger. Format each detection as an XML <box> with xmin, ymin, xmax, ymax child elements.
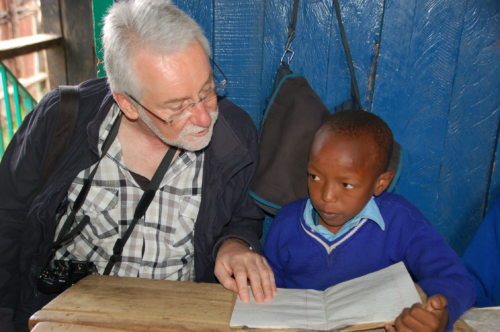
<box><xmin>257</xmin><ymin>257</ymin><xmax>276</xmax><ymax>300</ymax></box>
<box><xmin>244</xmin><ymin>255</ymin><xmax>267</xmax><ymax>303</ymax></box>
<box><xmin>214</xmin><ymin>261</ymin><xmax>238</xmax><ymax>294</ymax></box>
<box><xmin>233</xmin><ymin>265</ymin><xmax>251</xmax><ymax>303</ymax></box>
<box><xmin>248</xmin><ymin>273</ymin><xmax>265</xmax><ymax>303</ymax></box>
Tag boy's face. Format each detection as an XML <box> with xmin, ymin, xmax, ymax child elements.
<box><xmin>307</xmin><ymin>128</ymin><xmax>393</xmax><ymax>233</ymax></box>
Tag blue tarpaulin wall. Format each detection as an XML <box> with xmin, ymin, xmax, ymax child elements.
<box><xmin>98</xmin><ymin>0</ymin><xmax>500</xmax><ymax>254</ymax></box>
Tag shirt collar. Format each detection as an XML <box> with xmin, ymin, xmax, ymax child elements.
<box><xmin>356</xmin><ymin>197</ymin><xmax>385</xmax><ymax>230</ymax></box>
<box><xmin>303</xmin><ymin>197</ymin><xmax>385</xmax><ymax>241</ymax></box>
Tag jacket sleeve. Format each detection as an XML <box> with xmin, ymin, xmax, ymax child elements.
<box><xmin>211</xmin><ymin>102</ymin><xmax>265</xmax><ymax>255</ymax></box>
<box><xmin>0</xmin><ymin>89</ymin><xmax>60</xmax><ymax>330</ymax></box>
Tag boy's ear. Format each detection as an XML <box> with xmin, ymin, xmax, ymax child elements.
<box><xmin>374</xmin><ymin>170</ymin><xmax>394</xmax><ymax>196</ymax></box>
<box><xmin>113</xmin><ymin>92</ymin><xmax>139</xmax><ymax>120</ymax></box>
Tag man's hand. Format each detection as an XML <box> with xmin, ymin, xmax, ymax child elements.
<box><xmin>385</xmin><ymin>294</ymin><xmax>448</xmax><ymax>332</ymax></box>
<box><xmin>214</xmin><ymin>238</ymin><xmax>276</xmax><ymax>303</ymax></box>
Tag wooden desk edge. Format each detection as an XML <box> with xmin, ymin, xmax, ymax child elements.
<box><xmin>31</xmin><ymin>321</ymin><xmax>125</xmax><ymax>332</ymax></box>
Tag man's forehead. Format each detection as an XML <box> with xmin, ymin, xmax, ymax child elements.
<box><xmin>132</xmin><ymin>45</ymin><xmax>212</xmax><ymax>100</ymax></box>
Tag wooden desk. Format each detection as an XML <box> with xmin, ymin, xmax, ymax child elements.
<box><xmin>29</xmin><ymin>275</ymin><xmax>470</xmax><ymax>331</ymax></box>
<box><xmin>30</xmin><ymin>275</ymin><xmax>250</xmax><ymax>331</ymax></box>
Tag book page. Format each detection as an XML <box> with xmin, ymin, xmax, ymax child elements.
<box><xmin>230</xmin><ymin>288</ymin><xmax>328</xmax><ymax>330</ymax></box>
<box><xmin>230</xmin><ymin>262</ymin><xmax>421</xmax><ymax>331</ymax></box>
<box><xmin>323</xmin><ymin>261</ymin><xmax>421</xmax><ymax>330</ymax></box>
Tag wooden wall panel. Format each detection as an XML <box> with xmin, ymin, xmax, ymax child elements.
<box><xmin>175</xmin><ymin>0</ymin><xmax>214</xmax><ymax>50</ymax></box>
<box><xmin>292</xmin><ymin>0</ymin><xmax>332</xmax><ymax>100</ymax></box>
<box><xmin>489</xmin><ymin>132</ymin><xmax>500</xmax><ymax>210</ymax></box>
<box><xmin>260</xmin><ymin>0</ymin><xmax>297</xmax><ymax>127</ymax></box>
<box><xmin>41</xmin><ymin>0</ymin><xmax>65</xmax><ymax>88</ymax></box>
<box><xmin>127</xmin><ymin>0</ymin><xmax>499</xmax><ymax>253</ymax></box>
<box><xmin>213</xmin><ymin>1</ymin><xmax>266</xmax><ymax>126</ymax></box>
<box><xmin>42</xmin><ymin>0</ymin><xmax>97</xmax><ymax>86</ymax></box>
<box><xmin>324</xmin><ymin>0</ymin><xmax>384</xmax><ymax>111</ymax></box>
<box><xmin>437</xmin><ymin>0</ymin><xmax>500</xmax><ymax>251</ymax></box>
<box><xmin>60</xmin><ymin>0</ymin><xmax>97</xmax><ymax>84</ymax></box>
<box><xmin>372</xmin><ymin>0</ymin><xmax>471</xmax><ymax>250</ymax></box>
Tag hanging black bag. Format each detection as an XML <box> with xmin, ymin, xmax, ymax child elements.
<box><xmin>250</xmin><ymin>0</ymin><xmax>329</xmax><ymax>215</ymax></box>
<box><xmin>250</xmin><ymin>65</ymin><xmax>329</xmax><ymax>215</ymax></box>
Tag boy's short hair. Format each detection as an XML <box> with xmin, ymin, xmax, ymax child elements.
<box><xmin>323</xmin><ymin>110</ymin><xmax>393</xmax><ymax>173</ymax></box>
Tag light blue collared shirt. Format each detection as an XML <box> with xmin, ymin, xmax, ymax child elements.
<box><xmin>303</xmin><ymin>197</ymin><xmax>385</xmax><ymax>242</ymax></box>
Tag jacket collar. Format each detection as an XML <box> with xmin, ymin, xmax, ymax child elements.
<box><xmin>205</xmin><ymin>106</ymin><xmax>253</xmax><ymax>177</ymax></box>
<box><xmin>87</xmin><ymin>89</ymin><xmax>115</xmax><ymax>156</ymax></box>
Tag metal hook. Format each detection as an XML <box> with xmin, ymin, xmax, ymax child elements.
<box><xmin>280</xmin><ymin>47</ymin><xmax>295</xmax><ymax>65</ymax></box>
<box><xmin>280</xmin><ymin>30</ymin><xmax>296</xmax><ymax>65</ymax></box>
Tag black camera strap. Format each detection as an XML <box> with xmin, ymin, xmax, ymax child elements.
<box><xmin>51</xmin><ymin>113</ymin><xmax>122</xmax><ymax>253</ymax></box>
<box><xmin>104</xmin><ymin>146</ymin><xmax>177</xmax><ymax>275</ymax></box>
<box><xmin>47</xmin><ymin>110</ymin><xmax>177</xmax><ymax>275</ymax></box>
<box><xmin>40</xmin><ymin>113</ymin><xmax>122</xmax><ymax>279</ymax></box>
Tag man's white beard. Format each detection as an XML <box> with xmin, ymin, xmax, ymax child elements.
<box><xmin>138</xmin><ymin>108</ymin><xmax>219</xmax><ymax>151</ymax></box>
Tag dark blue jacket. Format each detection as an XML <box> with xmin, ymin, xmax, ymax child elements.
<box><xmin>0</xmin><ymin>78</ymin><xmax>264</xmax><ymax>331</ymax></box>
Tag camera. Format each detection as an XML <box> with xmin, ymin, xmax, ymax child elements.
<box><xmin>38</xmin><ymin>260</ymin><xmax>97</xmax><ymax>294</ymax></box>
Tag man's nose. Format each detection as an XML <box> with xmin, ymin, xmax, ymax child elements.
<box><xmin>189</xmin><ymin>101</ymin><xmax>213</xmax><ymax>127</ymax></box>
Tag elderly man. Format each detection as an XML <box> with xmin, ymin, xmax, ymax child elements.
<box><xmin>0</xmin><ymin>1</ymin><xmax>274</xmax><ymax>330</ymax></box>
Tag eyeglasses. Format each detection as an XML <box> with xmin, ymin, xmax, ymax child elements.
<box><xmin>126</xmin><ymin>59</ymin><xmax>228</xmax><ymax>124</ymax></box>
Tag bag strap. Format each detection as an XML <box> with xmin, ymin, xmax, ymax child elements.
<box><xmin>332</xmin><ymin>0</ymin><xmax>362</xmax><ymax>110</ymax></box>
<box><xmin>104</xmin><ymin>147</ymin><xmax>178</xmax><ymax>275</ymax></box>
<box><xmin>42</xmin><ymin>85</ymin><xmax>80</xmax><ymax>182</ymax></box>
<box><xmin>279</xmin><ymin>0</ymin><xmax>361</xmax><ymax>110</ymax></box>
<box><xmin>288</xmin><ymin>0</ymin><xmax>300</xmax><ymax>41</ymax></box>
<box><xmin>280</xmin><ymin>0</ymin><xmax>300</xmax><ymax>66</ymax></box>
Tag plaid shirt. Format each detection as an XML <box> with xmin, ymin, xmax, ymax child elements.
<box><xmin>53</xmin><ymin>105</ymin><xmax>203</xmax><ymax>281</ymax></box>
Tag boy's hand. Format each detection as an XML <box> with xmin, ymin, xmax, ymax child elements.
<box><xmin>385</xmin><ymin>294</ymin><xmax>448</xmax><ymax>332</ymax></box>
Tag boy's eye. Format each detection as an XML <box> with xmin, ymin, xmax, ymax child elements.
<box><xmin>343</xmin><ymin>183</ymin><xmax>354</xmax><ymax>189</ymax></box>
<box><xmin>308</xmin><ymin>173</ymin><xmax>320</xmax><ymax>181</ymax></box>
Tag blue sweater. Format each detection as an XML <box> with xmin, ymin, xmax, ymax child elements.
<box><xmin>264</xmin><ymin>192</ymin><xmax>475</xmax><ymax>329</ymax></box>
<box><xmin>462</xmin><ymin>197</ymin><xmax>500</xmax><ymax>306</ymax></box>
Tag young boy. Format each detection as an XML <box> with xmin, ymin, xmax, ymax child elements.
<box><xmin>263</xmin><ymin>110</ymin><xmax>475</xmax><ymax>331</ymax></box>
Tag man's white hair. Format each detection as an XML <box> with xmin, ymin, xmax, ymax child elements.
<box><xmin>102</xmin><ymin>0</ymin><xmax>211</xmax><ymax>97</ymax></box>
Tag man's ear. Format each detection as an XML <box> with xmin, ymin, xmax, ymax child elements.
<box><xmin>374</xmin><ymin>170</ymin><xmax>394</xmax><ymax>196</ymax></box>
<box><xmin>113</xmin><ymin>92</ymin><xmax>139</xmax><ymax>120</ymax></box>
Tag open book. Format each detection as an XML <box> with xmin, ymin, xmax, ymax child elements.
<box><xmin>230</xmin><ymin>262</ymin><xmax>421</xmax><ymax>331</ymax></box>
